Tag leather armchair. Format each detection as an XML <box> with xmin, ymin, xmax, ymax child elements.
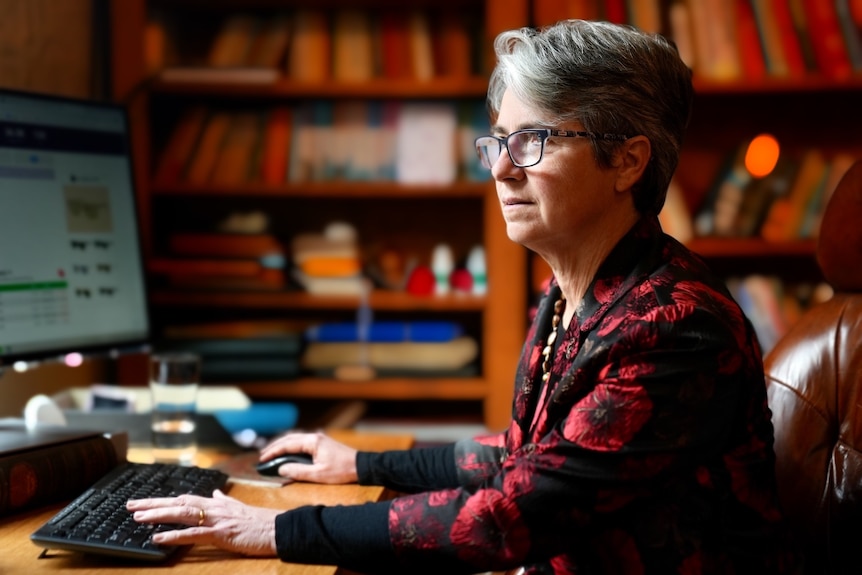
<box><xmin>764</xmin><ymin>160</ymin><xmax>862</xmax><ymax>574</ymax></box>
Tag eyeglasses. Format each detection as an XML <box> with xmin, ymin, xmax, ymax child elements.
<box><xmin>474</xmin><ymin>128</ymin><xmax>629</xmax><ymax>169</ymax></box>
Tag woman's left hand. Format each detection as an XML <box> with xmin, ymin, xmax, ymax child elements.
<box><xmin>127</xmin><ymin>490</ymin><xmax>279</xmax><ymax>556</ymax></box>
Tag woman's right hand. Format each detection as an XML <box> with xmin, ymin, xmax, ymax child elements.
<box><xmin>259</xmin><ymin>431</ymin><xmax>359</xmax><ymax>484</ymax></box>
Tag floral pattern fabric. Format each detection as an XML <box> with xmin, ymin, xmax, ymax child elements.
<box><xmin>387</xmin><ymin>216</ymin><xmax>798</xmax><ymax>574</ymax></box>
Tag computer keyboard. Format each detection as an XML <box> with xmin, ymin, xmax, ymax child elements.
<box><xmin>30</xmin><ymin>461</ymin><xmax>228</xmax><ymax>561</ymax></box>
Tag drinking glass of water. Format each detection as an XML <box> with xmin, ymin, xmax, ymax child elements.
<box><xmin>149</xmin><ymin>352</ymin><xmax>200</xmax><ymax>466</ymax></box>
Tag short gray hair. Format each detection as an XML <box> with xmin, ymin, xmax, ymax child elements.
<box><xmin>487</xmin><ymin>20</ymin><xmax>693</xmax><ymax>214</ymax></box>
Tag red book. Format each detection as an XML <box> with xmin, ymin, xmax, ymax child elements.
<box><xmin>735</xmin><ymin>0</ymin><xmax>768</xmax><ymax>80</ymax></box>
<box><xmin>379</xmin><ymin>12</ymin><xmax>412</xmax><ymax>79</ymax></box>
<box><xmin>603</xmin><ymin>0</ymin><xmax>629</xmax><ymax>23</ymax></box>
<box><xmin>259</xmin><ymin>106</ymin><xmax>291</xmax><ymax>185</ymax></box>
<box><xmin>800</xmin><ymin>0</ymin><xmax>853</xmax><ymax>79</ymax></box>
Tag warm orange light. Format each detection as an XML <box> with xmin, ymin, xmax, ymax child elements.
<box><xmin>744</xmin><ymin>134</ymin><xmax>780</xmax><ymax>178</ymax></box>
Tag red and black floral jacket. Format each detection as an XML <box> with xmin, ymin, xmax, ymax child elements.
<box><xmin>276</xmin><ymin>216</ymin><xmax>799</xmax><ymax>574</ymax></box>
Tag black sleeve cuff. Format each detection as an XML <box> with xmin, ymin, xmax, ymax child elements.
<box><xmin>275</xmin><ymin>500</ymin><xmax>395</xmax><ymax>572</ymax></box>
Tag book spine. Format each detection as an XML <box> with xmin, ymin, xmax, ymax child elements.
<box><xmin>0</xmin><ymin>435</ymin><xmax>121</xmax><ymax>517</ymax></box>
<box><xmin>800</xmin><ymin>0</ymin><xmax>853</xmax><ymax>79</ymax></box>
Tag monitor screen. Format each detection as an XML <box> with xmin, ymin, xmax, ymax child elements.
<box><xmin>0</xmin><ymin>88</ymin><xmax>149</xmax><ymax>368</ymax></box>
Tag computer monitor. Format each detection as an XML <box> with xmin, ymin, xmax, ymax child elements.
<box><xmin>0</xmin><ymin>88</ymin><xmax>150</xmax><ymax>370</ymax></box>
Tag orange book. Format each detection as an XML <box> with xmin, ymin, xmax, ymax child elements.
<box><xmin>211</xmin><ymin>112</ymin><xmax>262</xmax><ymax>185</ymax></box>
<box><xmin>735</xmin><ymin>0</ymin><xmax>768</xmax><ymax>80</ymax></box>
<box><xmin>258</xmin><ymin>106</ymin><xmax>292</xmax><ymax>185</ymax></box>
<box><xmin>627</xmin><ymin>0</ymin><xmax>662</xmax><ymax>33</ymax></box>
<box><xmin>208</xmin><ymin>14</ymin><xmax>258</xmax><ymax>67</ymax></box>
<box><xmin>533</xmin><ymin>0</ymin><xmax>569</xmax><ymax>27</ymax></box>
<box><xmin>287</xmin><ymin>10</ymin><xmax>331</xmax><ymax>83</ymax></box>
<box><xmin>433</xmin><ymin>10</ymin><xmax>472</xmax><ymax>77</ymax></box>
<box><xmin>154</xmin><ymin>106</ymin><xmax>208</xmax><ymax>184</ymax></box>
<box><xmin>332</xmin><ymin>9</ymin><xmax>374</xmax><ymax>82</ymax></box>
<box><xmin>185</xmin><ymin>112</ymin><xmax>232</xmax><ymax>184</ymax></box>
<box><xmin>800</xmin><ymin>0</ymin><xmax>853</xmax><ymax>79</ymax></box>
<box><xmin>407</xmin><ymin>10</ymin><xmax>434</xmax><ymax>81</ymax></box>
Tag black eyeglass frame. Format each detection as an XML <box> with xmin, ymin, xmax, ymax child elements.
<box><xmin>474</xmin><ymin>128</ymin><xmax>630</xmax><ymax>169</ymax></box>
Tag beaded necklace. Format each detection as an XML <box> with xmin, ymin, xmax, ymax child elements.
<box><xmin>541</xmin><ymin>297</ymin><xmax>566</xmax><ymax>383</ymax></box>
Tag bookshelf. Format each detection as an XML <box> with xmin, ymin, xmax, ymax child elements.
<box><xmin>109</xmin><ymin>0</ymin><xmax>528</xmax><ymax>432</ymax></box>
<box><xmin>110</xmin><ymin>0</ymin><xmax>862</xmax><ymax>430</ymax></box>
<box><xmin>528</xmin><ymin>0</ymin><xmax>862</xmax><ymax>353</ymax></box>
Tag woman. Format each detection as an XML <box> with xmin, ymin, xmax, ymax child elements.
<box><xmin>129</xmin><ymin>20</ymin><xmax>798</xmax><ymax>573</ymax></box>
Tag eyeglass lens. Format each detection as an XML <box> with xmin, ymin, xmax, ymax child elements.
<box><xmin>475</xmin><ymin>130</ymin><xmax>545</xmax><ymax>169</ymax></box>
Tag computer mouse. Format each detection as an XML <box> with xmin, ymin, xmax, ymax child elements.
<box><xmin>255</xmin><ymin>453</ymin><xmax>314</xmax><ymax>476</ymax></box>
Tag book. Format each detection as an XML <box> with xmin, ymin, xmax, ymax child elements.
<box><xmin>246</xmin><ymin>14</ymin><xmax>291</xmax><ymax>68</ymax></box>
<box><xmin>797</xmin><ymin>153</ymin><xmax>857</xmax><ymax>238</ymax></box>
<box><xmin>627</xmin><ymin>0</ymin><xmax>662</xmax><ymax>33</ymax></box>
<box><xmin>734</xmin><ymin>0</ymin><xmax>768</xmax><ymax>80</ymax></box>
<box><xmin>332</xmin><ymin>9</ymin><xmax>374</xmax><ymax>82</ymax></box>
<box><xmin>835</xmin><ymin>0</ymin><xmax>862</xmax><ymax>73</ymax></box>
<box><xmin>667</xmin><ymin>0</ymin><xmax>697</xmax><ymax>70</ymax></box>
<box><xmin>800</xmin><ymin>0</ymin><xmax>853</xmax><ymax>79</ymax></box>
<box><xmin>153</xmin><ymin>106</ymin><xmax>208</xmax><ymax>184</ymax></box>
<box><xmin>760</xmin><ymin>149</ymin><xmax>828</xmax><ymax>242</ymax></box>
<box><xmin>395</xmin><ymin>102</ymin><xmax>457</xmax><ymax>184</ymax></box>
<box><xmin>407</xmin><ymin>10</ymin><xmax>434</xmax><ymax>81</ymax></box>
<box><xmin>603</xmin><ymin>0</ymin><xmax>629</xmax><ymax>23</ymax></box>
<box><xmin>184</xmin><ymin>111</ymin><xmax>232</xmax><ymax>184</ymax></box>
<box><xmin>158</xmin><ymin>67</ymin><xmax>279</xmax><ymax>84</ymax></box>
<box><xmin>169</xmin><ymin>233</ymin><xmax>284</xmax><ymax>258</ymax></box>
<box><xmin>287</xmin><ymin>10</ymin><xmax>331</xmax><ymax>83</ymax></box>
<box><xmin>210</xmin><ymin>111</ymin><xmax>263</xmax><ymax>185</ymax></box>
<box><xmin>301</xmin><ymin>336</ymin><xmax>480</xmax><ymax>371</ymax></box>
<box><xmin>787</xmin><ymin>0</ymin><xmax>820</xmax><ymax>72</ymax></box>
<box><xmin>0</xmin><ymin>426</ymin><xmax>124</xmax><ymax>517</ymax></box>
<box><xmin>733</xmin><ymin>154</ymin><xmax>798</xmax><ymax>237</ymax></box>
<box><xmin>695</xmin><ymin>142</ymin><xmax>751</xmax><ymax>237</ymax></box>
<box><xmin>769</xmin><ymin>0</ymin><xmax>808</xmax><ymax>77</ymax></box>
<box><xmin>208</xmin><ymin>14</ymin><xmax>259</xmax><ymax>67</ymax></box>
<box><xmin>750</xmin><ymin>0</ymin><xmax>790</xmax><ymax>77</ymax></box>
<box><xmin>157</xmin><ymin>334</ymin><xmax>302</xmax><ymax>357</ymax></box>
<box><xmin>258</xmin><ymin>106</ymin><xmax>292</xmax><ymax>185</ymax></box>
<box><xmin>532</xmin><ymin>0</ymin><xmax>571</xmax><ymax>27</ymax></box>
<box><xmin>378</xmin><ymin>11</ymin><xmax>412</xmax><ymax>79</ymax></box>
<box><xmin>433</xmin><ymin>10</ymin><xmax>473</xmax><ymax>78</ymax></box>
<box><xmin>148</xmin><ymin>257</ymin><xmax>265</xmax><ymax>277</ymax></box>
<box><xmin>305</xmin><ymin>321</ymin><xmax>464</xmax><ymax>343</ymax></box>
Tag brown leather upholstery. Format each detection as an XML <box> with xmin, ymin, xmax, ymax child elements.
<box><xmin>764</xmin><ymin>160</ymin><xmax>862</xmax><ymax>574</ymax></box>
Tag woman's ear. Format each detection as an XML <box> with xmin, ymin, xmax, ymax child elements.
<box><xmin>614</xmin><ymin>135</ymin><xmax>651</xmax><ymax>192</ymax></box>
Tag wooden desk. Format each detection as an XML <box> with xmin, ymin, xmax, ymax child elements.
<box><xmin>0</xmin><ymin>431</ymin><xmax>413</xmax><ymax>575</ymax></box>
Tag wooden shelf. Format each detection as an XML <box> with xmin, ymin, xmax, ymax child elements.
<box><xmin>149</xmin><ymin>289</ymin><xmax>487</xmax><ymax>311</ymax></box>
<box><xmin>150</xmin><ymin>181</ymin><xmax>490</xmax><ymax>198</ymax></box>
<box><xmin>239</xmin><ymin>377</ymin><xmax>488</xmax><ymax>401</ymax></box>
<box><xmin>686</xmin><ymin>237</ymin><xmax>816</xmax><ymax>258</ymax></box>
<box><xmin>149</xmin><ymin>76</ymin><xmax>492</xmax><ymax>99</ymax></box>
